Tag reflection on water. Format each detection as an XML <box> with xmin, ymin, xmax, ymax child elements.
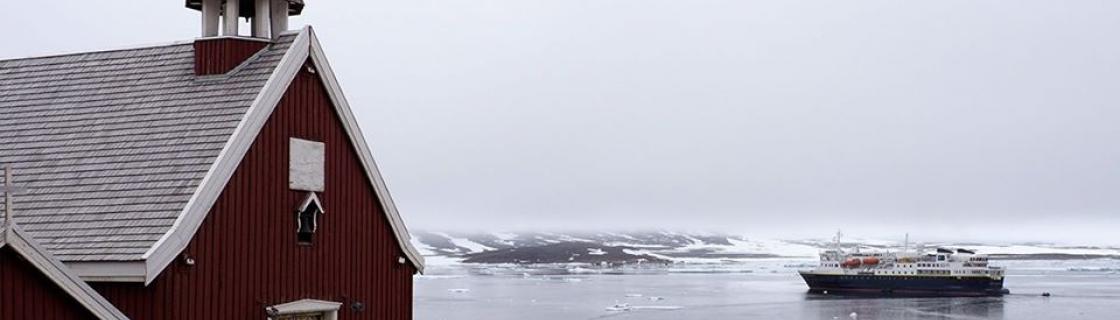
<box><xmin>805</xmin><ymin>295</ymin><xmax>1004</xmax><ymax>319</ymax></box>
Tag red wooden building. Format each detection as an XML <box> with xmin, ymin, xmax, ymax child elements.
<box><xmin>0</xmin><ymin>1</ymin><xmax>425</xmax><ymax>319</ymax></box>
<box><xmin>0</xmin><ymin>213</ymin><xmax>128</xmax><ymax>320</ymax></box>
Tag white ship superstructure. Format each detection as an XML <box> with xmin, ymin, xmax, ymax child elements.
<box><xmin>799</xmin><ymin>233</ymin><xmax>1007</xmax><ymax>296</ymax></box>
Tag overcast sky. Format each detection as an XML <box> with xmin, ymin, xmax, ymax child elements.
<box><xmin>4</xmin><ymin>1</ymin><xmax>1119</xmax><ymax>243</ymax></box>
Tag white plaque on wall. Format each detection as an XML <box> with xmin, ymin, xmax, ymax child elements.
<box><xmin>289</xmin><ymin>138</ymin><xmax>325</xmax><ymax>192</ymax></box>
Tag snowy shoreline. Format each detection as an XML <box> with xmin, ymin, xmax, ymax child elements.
<box><xmin>411</xmin><ymin>230</ymin><xmax>1120</xmax><ymax>267</ymax></box>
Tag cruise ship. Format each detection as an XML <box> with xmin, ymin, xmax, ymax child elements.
<box><xmin>799</xmin><ymin>234</ymin><xmax>1007</xmax><ymax>296</ymax></box>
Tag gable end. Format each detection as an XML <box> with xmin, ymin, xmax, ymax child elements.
<box><xmin>138</xmin><ymin>27</ymin><xmax>423</xmax><ymax>284</ymax></box>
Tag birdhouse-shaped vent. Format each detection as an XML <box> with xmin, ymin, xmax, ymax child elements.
<box><xmin>296</xmin><ymin>192</ymin><xmax>323</xmax><ymax>245</ymax></box>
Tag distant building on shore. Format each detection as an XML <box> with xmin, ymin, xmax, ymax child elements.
<box><xmin>0</xmin><ymin>1</ymin><xmax>424</xmax><ymax>319</ymax></box>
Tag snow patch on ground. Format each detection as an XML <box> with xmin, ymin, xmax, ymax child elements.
<box><xmin>411</xmin><ymin>237</ymin><xmax>465</xmax><ymax>265</ymax></box>
<box><xmin>411</xmin><ymin>237</ymin><xmax>438</xmax><ymax>256</ymax></box>
<box><xmin>681</xmin><ymin>234</ymin><xmax>705</xmax><ymax>245</ymax></box>
<box><xmin>436</xmin><ymin>232</ymin><xmax>495</xmax><ymax>254</ymax></box>
<box><xmin>727</xmin><ymin>238</ymin><xmax>821</xmax><ymax>257</ymax></box>
<box><xmin>411</xmin><ymin>231</ymin><xmax>1120</xmax><ymax>267</ymax></box>
<box><xmin>423</xmin><ymin>255</ymin><xmax>467</xmax><ymax>266</ymax></box>
<box><xmin>603</xmin><ymin>242</ymin><xmax>671</xmax><ymax>249</ymax></box>
<box><xmin>543</xmin><ymin>232</ymin><xmax>594</xmax><ymax>243</ymax></box>
<box><xmin>659</xmin><ymin>237</ymin><xmax>821</xmax><ymax>260</ymax></box>
<box><xmin>612</xmin><ymin>233</ymin><xmax>640</xmax><ymax>241</ymax></box>
<box><xmin>622</xmin><ymin>249</ymin><xmax>674</xmax><ymax>262</ymax></box>
<box><xmin>962</xmin><ymin>245</ymin><xmax>1120</xmax><ymax>256</ymax></box>
<box><xmin>492</xmin><ymin>232</ymin><xmax>519</xmax><ymax>246</ymax></box>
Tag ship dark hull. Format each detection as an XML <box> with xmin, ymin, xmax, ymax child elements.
<box><xmin>799</xmin><ymin>272</ymin><xmax>1006</xmax><ymax>297</ymax></box>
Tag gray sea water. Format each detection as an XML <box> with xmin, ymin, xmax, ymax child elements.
<box><xmin>415</xmin><ymin>260</ymin><xmax>1120</xmax><ymax>320</ymax></box>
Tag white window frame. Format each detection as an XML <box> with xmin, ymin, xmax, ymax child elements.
<box><xmin>267</xmin><ymin>299</ymin><xmax>342</xmax><ymax>320</ymax></box>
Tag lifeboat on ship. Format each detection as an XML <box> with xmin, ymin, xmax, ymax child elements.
<box><xmin>861</xmin><ymin>257</ymin><xmax>880</xmax><ymax>265</ymax></box>
<box><xmin>841</xmin><ymin>258</ymin><xmax>862</xmax><ymax>268</ymax></box>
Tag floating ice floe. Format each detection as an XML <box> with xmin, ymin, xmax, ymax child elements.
<box><xmin>606</xmin><ymin>303</ymin><xmax>632</xmax><ymax>311</ymax></box>
<box><xmin>1068</xmin><ymin>267</ymin><xmax>1117</xmax><ymax>272</ymax></box>
<box><xmin>625</xmin><ymin>293</ymin><xmax>643</xmax><ymax>298</ymax></box>
<box><xmin>567</xmin><ymin>266</ymin><xmax>598</xmax><ymax>274</ymax></box>
<box><xmin>607</xmin><ymin>302</ymin><xmax>682</xmax><ymax>312</ymax></box>
<box><xmin>447</xmin><ymin>288</ymin><xmax>471</xmax><ymax>293</ymax></box>
<box><xmin>415</xmin><ymin>275</ymin><xmax>465</xmax><ymax>280</ymax></box>
<box><xmin>633</xmin><ymin>306</ymin><xmax>683</xmax><ymax>311</ymax></box>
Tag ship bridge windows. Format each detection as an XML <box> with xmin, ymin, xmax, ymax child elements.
<box><xmin>917</xmin><ymin>269</ymin><xmax>951</xmax><ymax>275</ymax></box>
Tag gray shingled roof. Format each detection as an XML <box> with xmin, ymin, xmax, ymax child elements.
<box><xmin>0</xmin><ymin>34</ymin><xmax>296</xmax><ymax>262</ymax></box>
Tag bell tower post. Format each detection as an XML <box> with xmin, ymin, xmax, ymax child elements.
<box><xmin>186</xmin><ymin>0</ymin><xmax>306</xmax><ymax>75</ymax></box>
<box><xmin>186</xmin><ymin>0</ymin><xmax>305</xmax><ymax>39</ymax></box>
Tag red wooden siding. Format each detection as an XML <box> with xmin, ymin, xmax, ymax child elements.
<box><xmin>93</xmin><ymin>59</ymin><xmax>416</xmax><ymax>319</ymax></box>
<box><xmin>0</xmin><ymin>247</ymin><xmax>97</xmax><ymax>320</ymax></box>
<box><xmin>193</xmin><ymin>38</ymin><xmax>269</xmax><ymax>75</ymax></box>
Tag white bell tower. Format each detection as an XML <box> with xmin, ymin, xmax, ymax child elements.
<box><xmin>187</xmin><ymin>0</ymin><xmax>305</xmax><ymax>39</ymax></box>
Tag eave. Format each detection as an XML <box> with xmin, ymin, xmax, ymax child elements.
<box><xmin>2</xmin><ymin>224</ymin><xmax>129</xmax><ymax>319</ymax></box>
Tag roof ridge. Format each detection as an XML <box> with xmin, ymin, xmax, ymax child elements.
<box><xmin>0</xmin><ymin>29</ymin><xmax>302</xmax><ymax>65</ymax></box>
<box><xmin>0</xmin><ymin>39</ymin><xmax>196</xmax><ymax>65</ymax></box>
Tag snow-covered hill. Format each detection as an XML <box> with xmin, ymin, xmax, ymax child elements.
<box><xmin>410</xmin><ymin>231</ymin><xmax>1120</xmax><ymax>266</ymax></box>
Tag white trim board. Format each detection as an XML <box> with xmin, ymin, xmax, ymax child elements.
<box><xmin>306</xmin><ymin>29</ymin><xmax>425</xmax><ymax>271</ymax></box>
<box><xmin>2</xmin><ymin>225</ymin><xmax>129</xmax><ymax>319</ymax></box>
<box><xmin>136</xmin><ymin>26</ymin><xmax>313</xmax><ymax>285</ymax></box>
<box><xmin>86</xmin><ymin>26</ymin><xmax>425</xmax><ymax>284</ymax></box>
<box><xmin>297</xmin><ymin>192</ymin><xmax>324</xmax><ymax>214</ymax></box>
<box><xmin>268</xmin><ymin>299</ymin><xmax>341</xmax><ymax>320</ymax></box>
<box><xmin>66</xmin><ymin>261</ymin><xmax>146</xmax><ymax>283</ymax></box>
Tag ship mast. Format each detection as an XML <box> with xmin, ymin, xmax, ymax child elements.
<box><xmin>834</xmin><ymin>230</ymin><xmax>843</xmax><ymax>260</ymax></box>
<box><xmin>904</xmin><ymin>233</ymin><xmax>909</xmax><ymax>254</ymax></box>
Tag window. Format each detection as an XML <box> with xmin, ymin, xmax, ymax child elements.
<box><xmin>296</xmin><ymin>192</ymin><xmax>324</xmax><ymax>245</ymax></box>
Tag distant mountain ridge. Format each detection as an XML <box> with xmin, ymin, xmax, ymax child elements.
<box><xmin>410</xmin><ymin>231</ymin><xmax>1120</xmax><ymax>265</ymax></box>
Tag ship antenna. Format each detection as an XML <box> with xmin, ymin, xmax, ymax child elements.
<box><xmin>904</xmin><ymin>233</ymin><xmax>909</xmax><ymax>254</ymax></box>
<box><xmin>834</xmin><ymin>230</ymin><xmax>843</xmax><ymax>259</ymax></box>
